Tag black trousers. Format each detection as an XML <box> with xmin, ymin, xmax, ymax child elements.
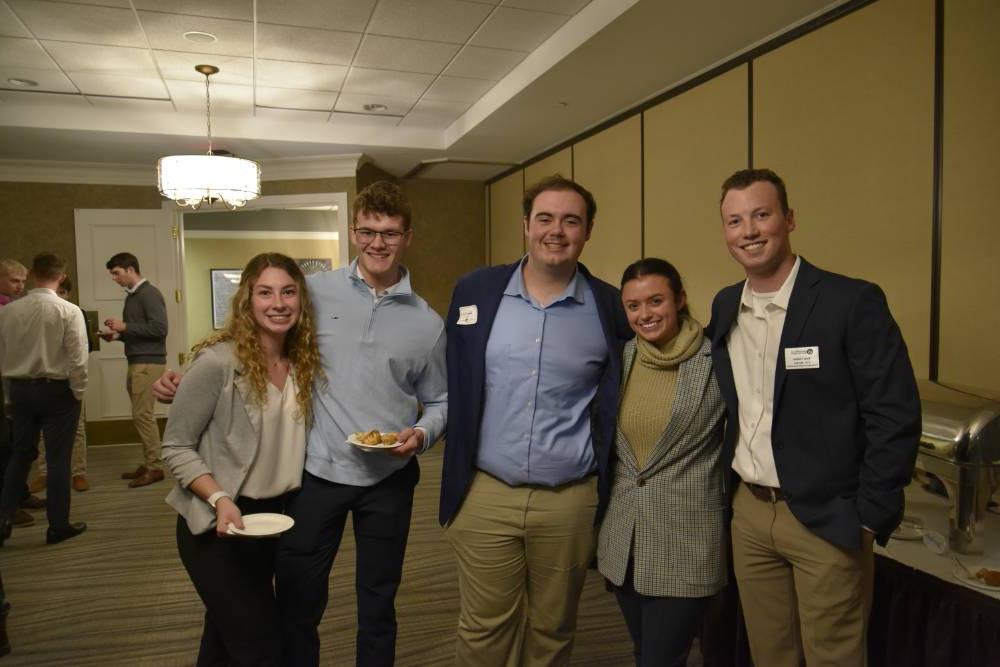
<box><xmin>0</xmin><ymin>379</ymin><xmax>79</xmax><ymax>529</ymax></box>
<box><xmin>613</xmin><ymin>560</ymin><xmax>713</xmax><ymax>667</ymax></box>
<box><xmin>275</xmin><ymin>459</ymin><xmax>419</xmax><ymax>667</ymax></box>
<box><xmin>177</xmin><ymin>495</ymin><xmax>286</xmax><ymax>667</ymax></box>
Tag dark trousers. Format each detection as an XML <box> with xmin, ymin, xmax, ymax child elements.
<box><xmin>177</xmin><ymin>495</ymin><xmax>286</xmax><ymax>667</ymax></box>
<box><xmin>0</xmin><ymin>379</ymin><xmax>79</xmax><ymax>529</ymax></box>
<box><xmin>275</xmin><ymin>459</ymin><xmax>419</xmax><ymax>667</ymax></box>
<box><xmin>613</xmin><ymin>561</ymin><xmax>713</xmax><ymax>667</ymax></box>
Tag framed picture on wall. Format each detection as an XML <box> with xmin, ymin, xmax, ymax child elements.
<box><xmin>211</xmin><ymin>268</ymin><xmax>242</xmax><ymax>330</ymax></box>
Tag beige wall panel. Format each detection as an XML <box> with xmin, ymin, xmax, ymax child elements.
<box><xmin>184</xmin><ymin>237</ymin><xmax>340</xmax><ymax>347</ymax></box>
<box><xmin>490</xmin><ymin>170</ymin><xmax>525</xmax><ymax>265</ymax></box>
<box><xmin>643</xmin><ymin>65</ymin><xmax>749</xmax><ymax>324</ymax></box>
<box><xmin>754</xmin><ymin>0</ymin><xmax>934</xmax><ymax>378</ymax></box>
<box><xmin>524</xmin><ymin>148</ymin><xmax>573</xmax><ymax>186</ymax></box>
<box><xmin>938</xmin><ymin>0</ymin><xmax>1000</xmax><ymax>394</ymax></box>
<box><xmin>575</xmin><ymin>115</ymin><xmax>642</xmax><ymax>286</ymax></box>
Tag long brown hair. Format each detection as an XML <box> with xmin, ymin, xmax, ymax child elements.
<box><xmin>192</xmin><ymin>253</ymin><xmax>324</xmax><ymax>423</ymax></box>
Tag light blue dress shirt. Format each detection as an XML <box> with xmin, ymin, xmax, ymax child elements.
<box><xmin>476</xmin><ymin>260</ymin><xmax>608</xmax><ymax>487</ymax></box>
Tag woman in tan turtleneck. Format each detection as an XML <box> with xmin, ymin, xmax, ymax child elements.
<box><xmin>597</xmin><ymin>258</ymin><xmax>727</xmax><ymax>667</ymax></box>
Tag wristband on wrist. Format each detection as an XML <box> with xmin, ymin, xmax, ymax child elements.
<box><xmin>207</xmin><ymin>490</ymin><xmax>232</xmax><ymax>509</ymax></box>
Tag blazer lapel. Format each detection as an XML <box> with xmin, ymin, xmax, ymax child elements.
<box><xmin>234</xmin><ymin>371</ymin><xmax>263</xmax><ymax>435</ymax></box>
<box><xmin>615</xmin><ymin>340</ymin><xmax>640</xmax><ymax>472</ymax></box>
<box><xmin>773</xmin><ymin>259</ymin><xmax>821</xmax><ymax>413</ymax></box>
<box><xmin>642</xmin><ymin>340</ymin><xmax>713</xmax><ymax>472</ymax></box>
<box><xmin>710</xmin><ymin>285</ymin><xmax>741</xmax><ymax>411</ymax></box>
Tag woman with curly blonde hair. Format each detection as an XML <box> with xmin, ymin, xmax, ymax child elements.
<box><xmin>162</xmin><ymin>252</ymin><xmax>323</xmax><ymax>666</ymax></box>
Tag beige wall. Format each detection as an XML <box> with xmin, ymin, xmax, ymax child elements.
<box><xmin>524</xmin><ymin>148</ymin><xmax>573</xmax><ymax>185</ymax></box>
<box><xmin>485</xmin><ymin>0</ymin><xmax>998</xmax><ymax>391</ymax></box>
<box><xmin>938</xmin><ymin>0</ymin><xmax>1000</xmax><ymax>392</ymax></box>
<box><xmin>489</xmin><ymin>171</ymin><xmax>525</xmax><ymax>266</ymax></box>
<box><xmin>184</xmin><ymin>237</ymin><xmax>341</xmax><ymax>346</ymax></box>
<box><xmin>644</xmin><ymin>65</ymin><xmax>748</xmax><ymax>324</ymax></box>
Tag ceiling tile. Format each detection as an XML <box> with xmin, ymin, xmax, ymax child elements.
<box><xmin>44</xmin><ymin>42</ymin><xmax>158</xmax><ymax>76</ymax></box>
<box><xmin>154</xmin><ymin>50</ymin><xmax>253</xmax><ymax>85</ymax></box>
<box><xmin>48</xmin><ymin>0</ymin><xmax>131</xmax><ymax>7</ymax></box>
<box><xmin>256</xmin><ymin>59</ymin><xmax>347</xmax><ymax>92</ymax></box>
<box><xmin>501</xmin><ymin>0</ymin><xmax>591</xmax><ymax>16</ymax></box>
<box><xmin>255</xmin><ymin>86</ymin><xmax>336</xmax><ymax>111</ymax></box>
<box><xmin>329</xmin><ymin>111</ymin><xmax>402</xmax><ymax>128</ymax></box>
<box><xmin>0</xmin><ymin>36</ymin><xmax>57</xmax><ymax>69</ymax></box>
<box><xmin>368</xmin><ymin>0</ymin><xmax>492</xmax><ymax>44</ymax></box>
<box><xmin>334</xmin><ymin>92</ymin><xmax>412</xmax><ymax>116</ymax></box>
<box><xmin>354</xmin><ymin>34</ymin><xmax>460</xmax><ymax>75</ymax></box>
<box><xmin>166</xmin><ymin>78</ymin><xmax>251</xmax><ymax>112</ymax></box>
<box><xmin>0</xmin><ymin>88</ymin><xmax>89</xmax><ymax>103</ymax></box>
<box><xmin>470</xmin><ymin>6</ymin><xmax>568</xmax><ymax>52</ymax></box>
<box><xmin>422</xmin><ymin>75</ymin><xmax>494</xmax><ymax>103</ymax></box>
<box><xmin>342</xmin><ymin>67</ymin><xmax>432</xmax><ymax>101</ymax></box>
<box><xmin>254</xmin><ymin>106</ymin><xmax>329</xmax><ymax>122</ymax></box>
<box><xmin>0</xmin><ymin>66</ymin><xmax>77</xmax><ymax>92</ymax></box>
<box><xmin>138</xmin><ymin>11</ymin><xmax>253</xmax><ymax>57</ymax></box>
<box><xmin>0</xmin><ymin>3</ymin><xmax>30</xmax><ymax>38</ymax></box>
<box><xmin>444</xmin><ymin>44</ymin><xmax>525</xmax><ymax>80</ymax></box>
<box><xmin>8</xmin><ymin>0</ymin><xmax>145</xmax><ymax>47</ymax></box>
<box><xmin>257</xmin><ymin>0</ymin><xmax>376</xmax><ymax>33</ymax></box>
<box><xmin>86</xmin><ymin>96</ymin><xmax>174</xmax><ymax>111</ymax></box>
<box><xmin>132</xmin><ymin>0</ymin><xmax>252</xmax><ymax>21</ymax></box>
<box><xmin>68</xmin><ymin>72</ymin><xmax>168</xmax><ymax>97</ymax></box>
<box><xmin>399</xmin><ymin>98</ymin><xmax>471</xmax><ymax>128</ymax></box>
<box><xmin>256</xmin><ymin>23</ymin><xmax>360</xmax><ymax>66</ymax></box>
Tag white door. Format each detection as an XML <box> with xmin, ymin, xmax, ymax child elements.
<box><xmin>74</xmin><ymin>209</ymin><xmax>181</xmax><ymax>422</ymax></box>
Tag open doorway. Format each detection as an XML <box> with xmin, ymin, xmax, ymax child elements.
<box><xmin>176</xmin><ymin>192</ymin><xmax>349</xmax><ymax>356</ymax></box>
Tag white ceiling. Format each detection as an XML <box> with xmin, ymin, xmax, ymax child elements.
<box><xmin>0</xmin><ymin>0</ymin><xmax>849</xmax><ymax>180</ymax></box>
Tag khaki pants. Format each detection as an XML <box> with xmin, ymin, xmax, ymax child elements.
<box><xmin>127</xmin><ymin>363</ymin><xmax>164</xmax><ymax>470</ymax></box>
<box><xmin>731</xmin><ymin>482</ymin><xmax>874</xmax><ymax>667</ymax></box>
<box><xmin>38</xmin><ymin>403</ymin><xmax>87</xmax><ymax>477</ymax></box>
<box><xmin>445</xmin><ymin>472</ymin><xmax>598</xmax><ymax>667</ymax></box>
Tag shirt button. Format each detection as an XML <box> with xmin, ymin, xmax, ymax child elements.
<box><xmin>531</xmin><ymin>370</ymin><xmax>537</xmax><ymax>375</ymax></box>
<box><xmin>535</xmin><ymin>338</ymin><xmax>541</xmax><ymax>343</ymax></box>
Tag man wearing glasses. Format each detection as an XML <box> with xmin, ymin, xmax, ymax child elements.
<box><xmin>154</xmin><ymin>181</ymin><xmax>447</xmax><ymax>666</ymax></box>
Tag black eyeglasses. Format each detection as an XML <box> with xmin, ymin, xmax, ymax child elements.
<box><xmin>352</xmin><ymin>228</ymin><xmax>406</xmax><ymax>246</ymax></box>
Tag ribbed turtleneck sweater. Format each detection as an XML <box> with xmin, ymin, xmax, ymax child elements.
<box><xmin>618</xmin><ymin>315</ymin><xmax>704</xmax><ymax>467</ymax></box>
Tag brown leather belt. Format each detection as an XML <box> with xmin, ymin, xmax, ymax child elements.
<box><xmin>744</xmin><ymin>481</ymin><xmax>788</xmax><ymax>503</ymax></box>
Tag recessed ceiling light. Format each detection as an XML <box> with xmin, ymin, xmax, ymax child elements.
<box><xmin>7</xmin><ymin>78</ymin><xmax>39</xmax><ymax>87</ymax></box>
<box><xmin>183</xmin><ymin>31</ymin><xmax>218</xmax><ymax>44</ymax></box>
<box><xmin>363</xmin><ymin>103</ymin><xmax>388</xmax><ymax>112</ymax></box>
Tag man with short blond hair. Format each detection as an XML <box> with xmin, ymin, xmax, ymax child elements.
<box><xmin>0</xmin><ymin>252</ymin><xmax>88</xmax><ymax>546</ymax></box>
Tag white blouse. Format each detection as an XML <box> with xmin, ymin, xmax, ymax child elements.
<box><xmin>240</xmin><ymin>373</ymin><xmax>306</xmax><ymax>499</ymax></box>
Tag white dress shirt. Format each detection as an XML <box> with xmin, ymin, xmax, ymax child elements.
<box><xmin>727</xmin><ymin>257</ymin><xmax>801</xmax><ymax>487</ymax></box>
<box><xmin>0</xmin><ymin>287</ymin><xmax>88</xmax><ymax>400</ymax></box>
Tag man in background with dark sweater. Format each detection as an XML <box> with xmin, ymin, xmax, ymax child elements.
<box><xmin>101</xmin><ymin>252</ymin><xmax>168</xmax><ymax>488</ymax></box>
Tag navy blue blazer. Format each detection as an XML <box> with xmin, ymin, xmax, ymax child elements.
<box><xmin>439</xmin><ymin>261</ymin><xmax>632</xmax><ymax>526</ymax></box>
<box><xmin>708</xmin><ymin>258</ymin><xmax>921</xmax><ymax>549</ymax></box>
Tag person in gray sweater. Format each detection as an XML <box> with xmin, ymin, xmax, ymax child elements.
<box><xmin>101</xmin><ymin>252</ymin><xmax>168</xmax><ymax>488</ymax></box>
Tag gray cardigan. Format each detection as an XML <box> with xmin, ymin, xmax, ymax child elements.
<box><xmin>597</xmin><ymin>336</ymin><xmax>728</xmax><ymax>598</ymax></box>
<box><xmin>163</xmin><ymin>342</ymin><xmax>286</xmax><ymax>535</ymax></box>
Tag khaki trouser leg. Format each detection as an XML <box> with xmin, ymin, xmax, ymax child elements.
<box><xmin>127</xmin><ymin>363</ymin><xmax>164</xmax><ymax>470</ymax></box>
<box><xmin>447</xmin><ymin>472</ymin><xmax>528</xmax><ymax>667</ymax></box>
<box><xmin>37</xmin><ymin>403</ymin><xmax>87</xmax><ymax>477</ymax></box>
<box><xmin>732</xmin><ymin>483</ymin><xmax>872</xmax><ymax>667</ymax></box>
<box><xmin>521</xmin><ymin>475</ymin><xmax>598</xmax><ymax>667</ymax></box>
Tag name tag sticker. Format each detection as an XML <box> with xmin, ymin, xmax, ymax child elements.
<box><xmin>457</xmin><ymin>305</ymin><xmax>478</xmax><ymax>326</ymax></box>
<box><xmin>785</xmin><ymin>346</ymin><xmax>819</xmax><ymax>369</ymax></box>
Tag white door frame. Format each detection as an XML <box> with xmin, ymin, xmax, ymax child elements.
<box><xmin>167</xmin><ymin>191</ymin><xmax>350</xmax><ymax>357</ymax></box>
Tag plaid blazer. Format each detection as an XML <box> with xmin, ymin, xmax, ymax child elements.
<box><xmin>597</xmin><ymin>335</ymin><xmax>728</xmax><ymax>598</ymax></box>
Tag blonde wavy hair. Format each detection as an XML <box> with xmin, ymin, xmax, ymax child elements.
<box><xmin>192</xmin><ymin>253</ymin><xmax>324</xmax><ymax>423</ymax></box>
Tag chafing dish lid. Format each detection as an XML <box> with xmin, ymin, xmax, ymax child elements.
<box><xmin>918</xmin><ymin>381</ymin><xmax>1000</xmax><ymax>463</ymax></box>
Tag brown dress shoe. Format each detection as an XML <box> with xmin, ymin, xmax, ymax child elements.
<box><xmin>20</xmin><ymin>494</ymin><xmax>45</xmax><ymax>510</ymax></box>
<box><xmin>128</xmin><ymin>469</ymin><xmax>164</xmax><ymax>488</ymax></box>
<box><xmin>72</xmin><ymin>475</ymin><xmax>90</xmax><ymax>492</ymax></box>
<box><xmin>121</xmin><ymin>465</ymin><xmax>148</xmax><ymax>480</ymax></box>
<box><xmin>13</xmin><ymin>509</ymin><xmax>35</xmax><ymax>527</ymax></box>
<box><xmin>29</xmin><ymin>475</ymin><xmax>47</xmax><ymax>494</ymax></box>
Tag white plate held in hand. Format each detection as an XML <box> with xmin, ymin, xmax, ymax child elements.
<box><xmin>227</xmin><ymin>513</ymin><xmax>294</xmax><ymax>538</ymax></box>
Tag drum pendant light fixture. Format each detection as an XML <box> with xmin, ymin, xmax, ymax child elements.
<box><xmin>157</xmin><ymin>65</ymin><xmax>260</xmax><ymax>209</ymax></box>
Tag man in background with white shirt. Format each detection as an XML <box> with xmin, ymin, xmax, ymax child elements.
<box><xmin>0</xmin><ymin>252</ymin><xmax>89</xmax><ymax>546</ymax></box>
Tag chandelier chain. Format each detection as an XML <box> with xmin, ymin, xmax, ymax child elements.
<box><xmin>204</xmin><ymin>71</ymin><xmax>213</xmax><ymax>155</ymax></box>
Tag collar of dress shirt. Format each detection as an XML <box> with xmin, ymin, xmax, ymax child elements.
<box><xmin>350</xmin><ymin>259</ymin><xmax>410</xmax><ymax>298</ymax></box>
<box><xmin>125</xmin><ymin>278</ymin><xmax>147</xmax><ymax>295</ymax></box>
<box><xmin>504</xmin><ymin>256</ymin><xmax>586</xmax><ymax>307</ymax></box>
<box><xmin>738</xmin><ymin>255</ymin><xmax>801</xmax><ymax>312</ymax></box>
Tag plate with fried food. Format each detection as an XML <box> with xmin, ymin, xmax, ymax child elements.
<box><xmin>953</xmin><ymin>565</ymin><xmax>1000</xmax><ymax>592</ymax></box>
<box><xmin>347</xmin><ymin>429</ymin><xmax>402</xmax><ymax>451</ymax></box>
